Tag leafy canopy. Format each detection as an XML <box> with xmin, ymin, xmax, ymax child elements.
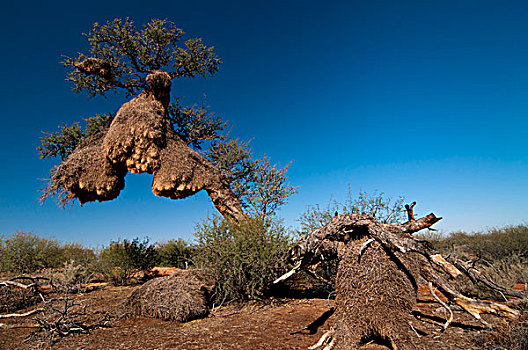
<box><xmin>62</xmin><ymin>17</ymin><xmax>221</xmax><ymax>97</ymax></box>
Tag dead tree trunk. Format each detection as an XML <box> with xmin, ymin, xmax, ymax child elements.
<box><xmin>276</xmin><ymin>204</ymin><xmax>521</xmax><ymax>349</ymax></box>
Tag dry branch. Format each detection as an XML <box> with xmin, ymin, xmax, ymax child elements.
<box><xmin>0</xmin><ymin>308</ymin><xmax>43</xmax><ymax>319</ymax></box>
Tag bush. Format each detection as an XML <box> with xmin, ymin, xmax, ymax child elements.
<box><xmin>419</xmin><ymin>224</ymin><xmax>528</xmax><ymax>291</ymax></box>
<box><xmin>194</xmin><ymin>216</ymin><xmax>290</xmax><ymax>303</ymax></box>
<box><xmin>156</xmin><ymin>239</ymin><xmax>195</xmax><ymax>269</ymax></box>
<box><xmin>98</xmin><ymin>238</ymin><xmax>158</xmax><ymax>285</ymax></box>
<box><xmin>45</xmin><ymin>260</ymin><xmax>97</xmax><ymax>293</ymax></box>
<box><xmin>299</xmin><ymin>190</ymin><xmax>406</xmax><ymax>234</ymax></box>
<box><xmin>0</xmin><ymin>231</ymin><xmax>62</xmax><ymax>273</ymax></box>
<box><xmin>424</xmin><ymin>225</ymin><xmax>528</xmax><ymax>262</ymax></box>
<box><xmin>0</xmin><ymin>231</ymin><xmax>97</xmax><ymax>275</ymax></box>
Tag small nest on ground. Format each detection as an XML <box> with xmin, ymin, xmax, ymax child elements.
<box><xmin>0</xmin><ymin>286</ymin><xmax>41</xmax><ymax>313</ymax></box>
<box><xmin>122</xmin><ymin>269</ymin><xmax>215</xmax><ymax>322</ymax></box>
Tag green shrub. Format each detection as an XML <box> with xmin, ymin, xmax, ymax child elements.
<box><xmin>0</xmin><ymin>231</ymin><xmax>98</xmax><ymax>275</ymax></box>
<box><xmin>45</xmin><ymin>260</ymin><xmax>97</xmax><ymax>293</ymax></box>
<box><xmin>299</xmin><ymin>190</ymin><xmax>406</xmax><ymax>234</ymax></box>
<box><xmin>58</xmin><ymin>242</ymin><xmax>96</xmax><ymax>266</ymax></box>
<box><xmin>98</xmin><ymin>238</ymin><xmax>158</xmax><ymax>285</ymax></box>
<box><xmin>194</xmin><ymin>216</ymin><xmax>290</xmax><ymax>303</ymax></box>
<box><xmin>156</xmin><ymin>239</ymin><xmax>195</xmax><ymax>269</ymax></box>
<box><xmin>424</xmin><ymin>225</ymin><xmax>528</xmax><ymax>262</ymax></box>
<box><xmin>0</xmin><ymin>231</ymin><xmax>62</xmax><ymax>273</ymax></box>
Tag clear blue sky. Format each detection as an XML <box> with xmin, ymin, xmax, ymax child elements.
<box><xmin>1</xmin><ymin>0</ymin><xmax>527</xmax><ymax>246</ymax></box>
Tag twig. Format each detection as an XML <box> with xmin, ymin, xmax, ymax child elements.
<box><xmin>428</xmin><ymin>282</ymin><xmax>453</xmax><ymax>331</ymax></box>
<box><xmin>358</xmin><ymin>238</ymin><xmax>375</xmax><ymax>258</ymax></box>
<box><xmin>0</xmin><ymin>308</ymin><xmax>43</xmax><ymax>319</ymax></box>
<box><xmin>273</xmin><ymin>261</ymin><xmax>302</xmax><ymax>284</ymax></box>
<box><xmin>309</xmin><ymin>329</ymin><xmax>334</xmax><ymax>349</ymax></box>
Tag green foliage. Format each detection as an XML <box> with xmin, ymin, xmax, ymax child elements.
<box><xmin>0</xmin><ymin>231</ymin><xmax>60</xmax><ymax>273</ymax></box>
<box><xmin>62</xmin><ymin>17</ymin><xmax>221</xmax><ymax>97</ymax></box>
<box><xmin>168</xmin><ymin>100</ymin><xmax>226</xmax><ymax>150</ymax></box>
<box><xmin>155</xmin><ymin>238</ymin><xmax>195</xmax><ymax>269</ymax></box>
<box><xmin>299</xmin><ymin>189</ymin><xmax>406</xmax><ymax>234</ymax></box>
<box><xmin>423</xmin><ymin>224</ymin><xmax>528</xmax><ymax>262</ymax></box>
<box><xmin>0</xmin><ymin>231</ymin><xmax>96</xmax><ymax>274</ymax></box>
<box><xmin>98</xmin><ymin>238</ymin><xmax>158</xmax><ymax>285</ymax></box>
<box><xmin>194</xmin><ymin>216</ymin><xmax>290</xmax><ymax>303</ymax></box>
<box><xmin>37</xmin><ymin>113</ymin><xmax>113</xmax><ymax>160</ymax></box>
<box><xmin>37</xmin><ymin>123</ymin><xmax>83</xmax><ymax>161</ymax></box>
<box><xmin>206</xmin><ymin>138</ymin><xmax>297</xmax><ymax>218</ymax></box>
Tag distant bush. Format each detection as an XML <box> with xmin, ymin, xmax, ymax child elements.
<box><xmin>59</xmin><ymin>242</ymin><xmax>96</xmax><ymax>266</ymax></box>
<box><xmin>0</xmin><ymin>231</ymin><xmax>61</xmax><ymax>273</ymax></box>
<box><xmin>194</xmin><ymin>216</ymin><xmax>290</xmax><ymax>303</ymax></box>
<box><xmin>419</xmin><ymin>224</ymin><xmax>528</xmax><ymax>290</ymax></box>
<box><xmin>98</xmin><ymin>238</ymin><xmax>158</xmax><ymax>285</ymax></box>
<box><xmin>299</xmin><ymin>190</ymin><xmax>406</xmax><ymax>234</ymax></box>
<box><xmin>0</xmin><ymin>231</ymin><xmax>97</xmax><ymax>275</ymax></box>
<box><xmin>156</xmin><ymin>239</ymin><xmax>195</xmax><ymax>269</ymax></box>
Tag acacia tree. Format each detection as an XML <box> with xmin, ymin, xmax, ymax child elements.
<box><xmin>38</xmin><ymin>18</ymin><xmax>295</xmax><ymax>219</ymax></box>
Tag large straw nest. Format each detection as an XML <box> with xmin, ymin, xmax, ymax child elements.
<box><xmin>151</xmin><ymin>134</ymin><xmax>216</xmax><ymax>199</ymax></box>
<box><xmin>0</xmin><ymin>285</ymin><xmax>41</xmax><ymax>313</ymax></box>
<box><xmin>333</xmin><ymin>237</ymin><xmax>422</xmax><ymax>350</ymax></box>
<box><xmin>49</xmin><ymin>129</ymin><xmax>126</xmax><ymax>206</ymax></box>
<box><xmin>122</xmin><ymin>269</ymin><xmax>215</xmax><ymax>322</ymax></box>
<box><xmin>103</xmin><ymin>91</ymin><xmax>169</xmax><ymax>174</ymax></box>
<box><xmin>42</xmin><ymin>70</ymin><xmax>244</xmax><ymax>219</ymax></box>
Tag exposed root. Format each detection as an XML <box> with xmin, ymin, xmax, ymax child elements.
<box><xmin>0</xmin><ymin>308</ymin><xmax>43</xmax><ymax>319</ymax></box>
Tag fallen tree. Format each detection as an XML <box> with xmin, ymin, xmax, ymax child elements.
<box><xmin>276</xmin><ymin>203</ymin><xmax>523</xmax><ymax>349</ymax></box>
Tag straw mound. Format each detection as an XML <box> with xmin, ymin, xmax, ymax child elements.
<box><xmin>51</xmin><ymin>129</ymin><xmax>126</xmax><ymax>205</ymax></box>
<box><xmin>123</xmin><ymin>269</ymin><xmax>215</xmax><ymax>322</ymax></box>
<box><xmin>0</xmin><ymin>285</ymin><xmax>40</xmax><ymax>313</ymax></box>
<box><xmin>333</xmin><ymin>237</ymin><xmax>421</xmax><ymax>350</ymax></box>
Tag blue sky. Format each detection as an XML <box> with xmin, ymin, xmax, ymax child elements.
<box><xmin>0</xmin><ymin>0</ymin><xmax>527</xmax><ymax>246</ymax></box>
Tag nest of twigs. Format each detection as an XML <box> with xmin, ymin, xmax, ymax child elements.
<box><xmin>122</xmin><ymin>269</ymin><xmax>215</xmax><ymax>322</ymax></box>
